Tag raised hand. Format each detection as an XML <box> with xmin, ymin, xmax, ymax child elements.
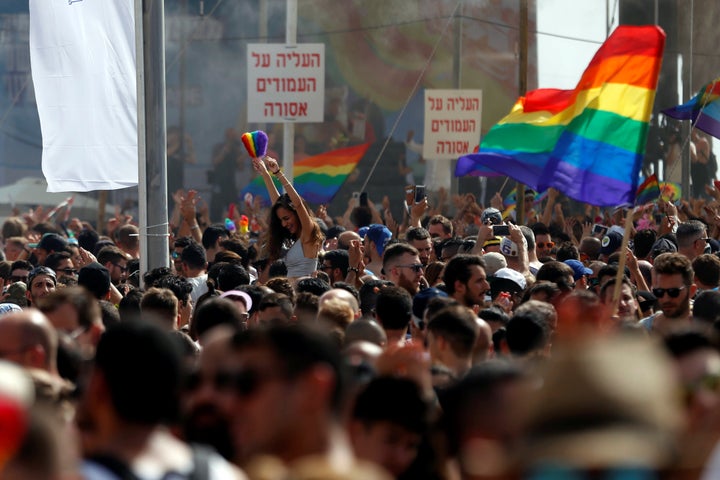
<box><xmin>263</xmin><ymin>156</ymin><xmax>280</xmax><ymax>174</ymax></box>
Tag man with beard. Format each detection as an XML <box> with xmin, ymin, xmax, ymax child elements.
<box><xmin>181</xmin><ymin>326</ymin><xmax>237</xmax><ymax>461</ymax></box>
<box><xmin>78</xmin><ymin>321</ymin><xmax>244</xmax><ymax>479</ymax></box>
<box><xmin>443</xmin><ymin>255</ymin><xmax>491</xmax><ymax>310</ymax></box>
<box><xmin>382</xmin><ymin>243</ymin><xmax>424</xmax><ymax>296</ymax></box>
<box><xmin>228</xmin><ymin>324</ymin><xmax>387</xmax><ymax>478</ymax></box>
<box><xmin>640</xmin><ymin>252</ymin><xmax>696</xmax><ymax>336</ymax></box>
<box><xmin>405</xmin><ymin>227</ymin><xmax>433</xmax><ymax>266</ymax></box>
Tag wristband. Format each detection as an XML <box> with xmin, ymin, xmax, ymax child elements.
<box><xmin>348</xmin><ymin>267</ymin><xmax>360</xmax><ymax>274</ymax></box>
<box><xmin>190</xmin><ymin>224</ymin><xmax>200</xmax><ymax>230</ymax></box>
<box><xmin>271</xmin><ymin>168</ymin><xmax>281</xmax><ymax>175</ymax></box>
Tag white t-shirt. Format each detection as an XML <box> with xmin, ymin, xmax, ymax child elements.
<box><xmin>186</xmin><ymin>274</ymin><xmax>209</xmax><ymax>304</ymax></box>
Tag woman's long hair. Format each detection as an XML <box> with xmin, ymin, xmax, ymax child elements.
<box><xmin>264</xmin><ymin>194</ymin><xmax>322</xmax><ymax>261</ymax></box>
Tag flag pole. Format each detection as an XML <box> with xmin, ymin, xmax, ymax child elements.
<box><xmin>516</xmin><ymin>0</ymin><xmax>529</xmax><ymax>225</ymax></box>
<box><xmin>135</xmin><ymin>0</ymin><xmax>169</xmax><ymax>276</ymax></box>
<box><xmin>282</xmin><ymin>0</ymin><xmax>297</xmax><ymax>183</ymax></box>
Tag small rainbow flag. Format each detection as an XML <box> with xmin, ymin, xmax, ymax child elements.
<box><xmin>241</xmin><ymin>143</ymin><xmax>369</xmax><ymax>206</ymax></box>
<box><xmin>635</xmin><ymin>174</ymin><xmax>660</xmax><ymax>204</ymax></box>
<box><xmin>663</xmin><ymin>78</ymin><xmax>720</xmax><ymax>139</ymax></box>
<box><xmin>455</xmin><ymin>25</ymin><xmax>665</xmax><ymax>207</ymax></box>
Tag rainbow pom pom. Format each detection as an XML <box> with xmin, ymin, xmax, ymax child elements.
<box><xmin>241</xmin><ymin>130</ymin><xmax>269</xmax><ymax>158</ymax></box>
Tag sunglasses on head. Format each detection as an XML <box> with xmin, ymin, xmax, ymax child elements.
<box><xmin>537</xmin><ymin>241</ymin><xmax>555</xmax><ymax>249</ymax></box>
<box><xmin>652</xmin><ymin>286</ymin><xmax>686</xmax><ymax>298</ymax></box>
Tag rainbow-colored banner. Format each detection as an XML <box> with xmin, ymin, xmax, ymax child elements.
<box><xmin>662</xmin><ymin>77</ymin><xmax>720</xmax><ymax>139</ymax></box>
<box><xmin>455</xmin><ymin>25</ymin><xmax>665</xmax><ymax>207</ymax></box>
<box><xmin>241</xmin><ymin>143</ymin><xmax>369</xmax><ymax>206</ymax></box>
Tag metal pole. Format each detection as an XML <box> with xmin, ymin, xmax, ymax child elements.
<box><xmin>451</xmin><ymin>1</ymin><xmax>463</xmax><ymax>204</ymax></box>
<box><xmin>516</xmin><ymin>0</ymin><xmax>528</xmax><ymax>225</ymax></box>
<box><xmin>282</xmin><ymin>0</ymin><xmax>297</xmax><ymax>183</ymax></box>
<box><xmin>681</xmin><ymin>0</ymin><xmax>693</xmax><ymax>200</ymax></box>
<box><xmin>179</xmin><ymin>0</ymin><xmax>187</xmax><ymax>162</ymax></box>
<box><xmin>135</xmin><ymin>0</ymin><xmax>169</xmax><ymax>275</ymax></box>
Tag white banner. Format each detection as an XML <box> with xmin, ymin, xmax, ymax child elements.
<box><xmin>29</xmin><ymin>0</ymin><xmax>138</xmax><ymax>192</ymax></box>
<box><xmin>423</xmin><ymin>89</ymin><xmax>483</xmax><ymax>160</ymax></box>
<box><xmin>247</xmin><ymin>43</ymin><xmax>325</xmax><ymax>123</ymax></box>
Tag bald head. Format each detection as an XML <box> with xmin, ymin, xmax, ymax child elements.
<box><xmin>0</xmin><ymin>309</ymin><xmax>58</xmax><ymax>373</ymax></box>
<box><xmin>319</xmin><ymin>288</ymin><xmax>360</xmax><ymax>317</ymax></box>
<box><xmin>338</xmin><ymin>231</ymin><xmax>362</xmax><ymax>250</ymax></box>
<box><xmin>579</xmin><ymin>236</ymin><xmax>602</xmax><ymax>261</ymax></box>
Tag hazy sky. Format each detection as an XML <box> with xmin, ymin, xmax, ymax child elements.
<box><xmin>537</xmin><ymin>0</ymin><xmax>614</xmax><ymax>89</ymax></box>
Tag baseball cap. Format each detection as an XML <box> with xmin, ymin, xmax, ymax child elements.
<box><xmin>28</xmin><ymin>233</ymin><xmax>68</xmax><ymax>252</ymax></box>
<box><xmin>651</xmin><ymin>237</ymin><xmax>677</xmax><ymax>258</ymax></box>
<box><xmin>78</xmin><ymin>262</ymin><xmax>110</xmax><ymax>299</ymax></box>
<box><xmin>357</xmin><ymin>226</ymin><xmax>369</xmax><ymax>239</ymax></box>
<box><xmin>491</xmin><ymin>267</ymin><xmax>527</xmax><ymax>291</ymax></box>
<box><xmin>219</xmin><ymin>290</ymin><xmax>253</xmax><ymax>311</ymax></box>
<box><xmin>0</xmin><ymin>303</ymin><xmax>22</xmax><ymax>316</ymax></box>
<box><xmin>564</xmin><ymin>259</ymin><xmax>593</xmax><ymax>281</ymax></box>
<box><xmin>600</xmin><ymin>231</ymin><xmax>624</xmax><ymax>256</ymax></box>
<box><xmin>366</xmin><ymin>224</ymin><xmax>392</xmax><ymax>256</ymax></box>
<box><xmin>412</xmin><ymin>287</ymin><xmax>448</xmax><ymax>325</ymax></box>
<box><xmin>481</xmin><ymin>207</ymin><xmax>503</xmax><ymax>225</ymax></box>
<box><xmin>483</xmin><ymin>236</ymin><xmax>502</xmax><ymax>249</ymax></box>
<box><xmin>27</xmin><ymin>266</ymin><xmax>57</xmax><ymax>287</ymax></box>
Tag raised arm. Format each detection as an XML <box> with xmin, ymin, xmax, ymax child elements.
<box><xmin>252</xmin><ymin>157</ymin><xmax>280</xmax><ymax>204</ymax></box>
<box><xmin>263</xmin><ymin>156</ymin><xmax>316</xmax><ymax>244</ymax></box>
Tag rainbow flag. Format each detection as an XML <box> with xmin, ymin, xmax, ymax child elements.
<box><xmin>503</xmin><ymin>188</ymin><xmax>548</xmax><ymax>207</ymax></box>
<box><xmin>662</xmin><ymin>78</ymin><xmax>720</xmax><ymax>139</ymax></box>
<box><xmin>635</xmin><ymin>174</ymin><xmax>660</xmax><ymax>204</ymax></box>
<box><xmin>455</xmin><ymin>25</ymin><xmax>665</xmax><ymax>207</ymax></box>
<box><xmin>241</xmin><ymin>143</ymin><xmax>369</xmax><ymax>206</ymax></box>
<box><xmin>659</xmin><ymin>182</ymin><xmax>681</xmax><ymax>202</ymax></box>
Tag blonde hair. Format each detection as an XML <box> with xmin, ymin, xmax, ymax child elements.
<box><xmin>317</xmin><ymin>298</ymin><xmax>354</xmax><ymax>330</ymax></box>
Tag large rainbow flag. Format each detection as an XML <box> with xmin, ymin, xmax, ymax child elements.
<box><xmin>241</xmin><ymin>143</ymin><xmax>369</xmax><ymax>205</ymax></box>
<box><xmin>455</xmin><ymin>25</ymin><xmax>665</xmax><ymax>207</ymax></box>
<box><xmin>662</xmin><ymin>77</ymin><xmax>720</xmax><ymax>139</ymax></box>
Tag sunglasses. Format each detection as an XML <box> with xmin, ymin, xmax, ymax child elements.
<box><xmin>185</xmin><ymin>368</ymin><xmax>283</xmax><ymax>396</ymax></box>
<box><xmin>396</xmin><ymin>264</ymin><xmax>424</xmax><ymax>273</ymax></box>
<box><xmin>537</xmin><ymin>241</ymin><xmax>555</xmax><ymax>249</ymax></box>
<box><xmin>112</xmin><ymin>263</ymin><xmax>129</xmax><ymax>273</ymax></box>
<box><xmin>57</xmin><ymin>268</ymin><xmax>78</xmax><ymax>275</ymax></box>
<box><xmin>9</xmin><ymin>276</ymin><xmax>27</xmax><ymax>283</ymax></box>
<box><xmin>652</xmin><ymin>286</ymin><xmax>686</xmax><ymax>298</ymax></box>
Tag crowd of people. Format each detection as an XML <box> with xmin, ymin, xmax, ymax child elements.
<box><xmin>3</xmin><ymin>153</ymin><xmax>720</xmax><ymax>479</ymax></box>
